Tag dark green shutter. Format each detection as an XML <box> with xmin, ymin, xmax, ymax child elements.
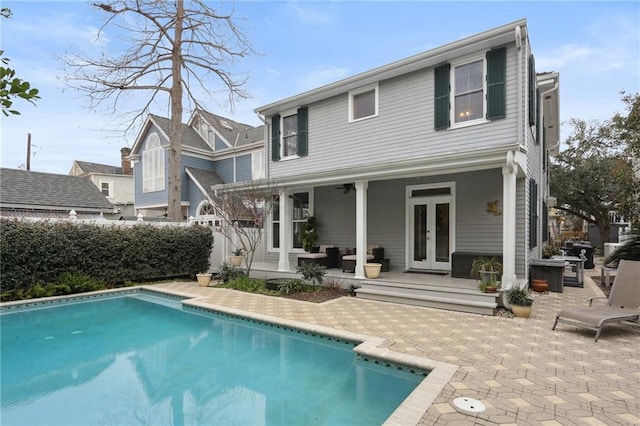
<box><xmin>535</xmin><ymin>88</ymin><xmax>541</xmax><ymax>143</ymax></box>
<box><xmin>529</xmin><ymin>179</ymin><xmax>538</xmax><ymax>249</ymax></box>
<box><xmin>542</xmin><ymin>200</ymin><xmax>548</xmax><ymax>243</ymax></box>
<box><xmin>271</xmin><ymin>114</ymin><xmax>280</xmax><ymax>161</ymax></box>
<box><xmin>528</xmin><ymin>55</ymin><xmax>536</xmax><ymax>126</ymax></box>
<box><xmin>486</xmin><ymin>47</ymin><xmax>506</xmax><ymax>120</ymax></box>
<box><xmin>434</xmin><ymin>63</ymin><xmax>450</xmax><ymax>130</ymax></box>
<box><xmin>297</xmin><ymin>107</ymin><xmax>308</xmax><ymax>157</ymax></box>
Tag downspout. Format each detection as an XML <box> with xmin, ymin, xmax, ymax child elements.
<box><xmin>515</xmin><ymin>26</ymin><xmax>523</xmax><ymax>148</ymax></box>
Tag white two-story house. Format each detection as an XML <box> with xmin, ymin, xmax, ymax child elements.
<box><xmin>252</xmin><ymin>19</ymin><xmax>559</xmax><ymax>312</ymax></box>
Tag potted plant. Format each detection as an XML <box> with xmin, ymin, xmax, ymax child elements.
<box><xmin>196</xmin><ymin>272</ymin><xmax>212</xmax><ymax>287</ymax></box>
<box><xmin>301</xmin><ymin>216</ymin><xmax>319</xmax><ymax>252</ymax></box>
<box><xmin>229</xmin><ymin>248</ymin><xmax>243</xmax><ymax>267</ymax></box>
<box><xmin>505</xmin><ymin>286</ymin><xmax>534</xmax><ymax>318</ymax></box>
<box><xmin>471</xmin><ymin>256</ymin><xmax>503</xmax><ymax>292</ymax></box>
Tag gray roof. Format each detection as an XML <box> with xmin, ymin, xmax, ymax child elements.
<box><xmin>198</xmin><ymin>110</ymin><xmax>264</xmax><ymax>147</ymax></box>
<box><xmin>0</xmin><ymin>168</ymin><xmax>114</xmax><ymax>212</ymax></box>
<box><xmin>73</xmin><ymin>161</ymin><xmax>123</xmax><ymax>175</ymax></box>
<box><xmin>185</xmin><ymin>167</ymin><xmax>225</xmax><ymax>199</ymax></box>
<box><xmin>150</xmin><ymin>114</ymin><xmax>212</xmax><ymax>152</ymax></box>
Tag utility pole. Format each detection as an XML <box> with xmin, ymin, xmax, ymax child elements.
<box><xmin>26</xmin><ymin>133</ymin><xmax>31</xmax><ymax>170</ymax></box>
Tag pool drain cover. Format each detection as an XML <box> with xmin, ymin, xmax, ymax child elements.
<box><xmin>452</xmin><ymin>397</ymin><xmax>486</xmax><ymax>414</ymax></box>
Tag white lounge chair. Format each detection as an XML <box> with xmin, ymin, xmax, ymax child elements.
<box><xmin>552</xmin><ymin>260</ymin><xmax>640</xmax><ymax>342</ymax></box>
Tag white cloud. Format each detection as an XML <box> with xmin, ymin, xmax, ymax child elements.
<box><xmin>298</xmin><ymin>65</ymin><xmax>350</xmax><ymax>91</ymax></box>
<box><xmin>536</xmin><ymin>44</ymin><xmax>596</xmax><ymax>70</ymax></box>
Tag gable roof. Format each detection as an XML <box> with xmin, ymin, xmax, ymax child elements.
<box><xmin>256</xmin><ymin>19</ymin><xmax>527</xmax><ymax>116</ymax></box>
<box><xmin>185</xmin><ymin>167</ymin><xmax>225</xmax><ymax>199</ymax></box>
<box><xmin>72</xmin><ymin>160</ymin><xmax>123</xmax><ymax>175</ymax></box>
<box><xmin>197</xmin><ymin>110</ymin><xmax>264</xmax><ymax>147</ymax></box>
<box><xmin>149</xmin><ymin>114</ymin><xmax>211</xmax><ymax>152</ymax></box>
<box><xmin>0</xmin><ymin>168</ymin><xmax>114</xmax><ymax>212</ymax></box>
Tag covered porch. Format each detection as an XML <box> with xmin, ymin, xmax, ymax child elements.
<box><xmin>249</xmin><ymin>261</ymin><xmax>501</xmax><ymax>315</ymax></box>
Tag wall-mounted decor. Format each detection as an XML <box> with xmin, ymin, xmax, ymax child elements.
<box><xmin>487</xmin><ymin>200</ymin><xmax>501</xmax><ymax>216</ymax></box>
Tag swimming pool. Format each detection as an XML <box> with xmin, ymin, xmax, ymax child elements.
<box><xmin>1</xmin><ymin>290</ymin><xmax>436</xmax><ymax>425</ymax></box>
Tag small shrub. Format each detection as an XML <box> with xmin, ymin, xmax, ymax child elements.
<box><xmin>541</xmin><ymin>245</ymin><xmax>562</xmax><ymax>259</ymax></box>
<box><xmin>506</xmin><ymin>286</ymin><xmax>533</xmax><ymax>306</ymax></box>
<box><xmin>278</xmin><ymin>279</ymin><xmax>308</xmax><ymax>295</ymax></box>
<box><xmin>225</xmin><ymin>275</ymin><xmax>265</xmax><ymax>293</ymax></box>
<box><xmin>219</xmin><ymin>262</ymin><xmax>247</xmax><ymax>282</ymax></box>
<box><xmin>296</xmin><ymin>262</ymin><xmax>325</xmax><ymax>286</ymax></box>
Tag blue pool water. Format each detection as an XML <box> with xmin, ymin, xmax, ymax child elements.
<box><xmin>1</xmin><ymin>292</ymin><xmax>424</xmax><ymax>425</ymax></box>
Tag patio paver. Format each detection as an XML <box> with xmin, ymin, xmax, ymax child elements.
<box><xmin>154</xmin><ymin>263</ymin><xmax>640</xmax><ymax>425</ymax></box>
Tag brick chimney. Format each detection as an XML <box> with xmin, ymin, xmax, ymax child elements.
<box><xmin>120</xmin><ymin>147</ymin><xmax>132</xmax><ymax>175</ymax></box>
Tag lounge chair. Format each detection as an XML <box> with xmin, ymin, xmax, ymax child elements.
<box><xmin>552</xmin><ymin>260</ymin><xmax>640</xmax><ymax>342</ymax></box>
<box><xmin>297</xmin><ymin>245</ymin><xmax>339</xmax><ymax>269</ymax></box>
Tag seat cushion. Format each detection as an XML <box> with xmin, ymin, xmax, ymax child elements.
<box><xmin>342</xmin><ymin>254</ymin><xmax>374</xmax><ymax>261</ymax></box>
<box><xmin>299</xmin><ymin>253</ymin><xmax>328</xmax><ymax>259</ymax></box>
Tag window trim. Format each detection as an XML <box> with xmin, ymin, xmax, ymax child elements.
<box><xmin>280</xmin><ymin>109</ymin><xmax>300</xmax><ymax>160</ymax></box>
<box><xmin>142</xmin><ymin>132</ymin><xmax>165</xmax><ymax>193</ymax></box>
<box><xmin>269</xmin><ymin>188</ymin><xmax>314</xmax><ymax>252</ymax></box>
<box><xmin>449</xmin><ymin>54</ymin><xmax>489</xmax><ymax>129</ymax></box>
<box><xmin>99</xmin><ymin>180</ymin><xmax>113</xmax><ymax>198</ymax></box>
<box><xmin>348</xmin><ymin>83</ymin><xmax>379</xmax><ymax>123</ymax></box>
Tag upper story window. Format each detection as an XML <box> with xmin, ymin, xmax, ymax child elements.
<box><xmin>142</xmin><ymin>132</ymin><xmax>165</xmax><ymax>192</ymax></box>
<box><xmin>453</xmin><ymin>60</ymin><xmax>484</xmax><ymax>123</ymax></box>
<box><xmin>271</xmin><ymin>107</ymin><xmax>308</xmax><ymax>161</ymax></box>
<box><xmin>349</xmin><ymin>83</ymin><xmax>378</xmax><ymax>122</ymax></box>
<box><xmin>282</xmin><ymin>112</ymin><xmax>298</xmax><ymax>157</ymax></box>
<box><xmin>434</xmin><ymin>47</ymin><xmax>506</xmax><ymax>130</ymax></box>
<box><xmin>100</xmin><ymin>181</ymin><xmax>112</xmax><ymax>198</ymax></box>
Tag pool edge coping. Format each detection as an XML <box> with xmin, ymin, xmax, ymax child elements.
<box><xmin>1</xmin><ymin>285</ymin><xmax>459</xmax><ymax>426</ymax></box>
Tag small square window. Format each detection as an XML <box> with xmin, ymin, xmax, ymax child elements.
<box><xmin>100</xmin><ymin>182</ymin><xmax>111</xmax><ymax>197</ymax></box>
<box><xmin>349</xmin><ymin>83</ymin><xmax>378</xmax><ymax>122</ymax></box>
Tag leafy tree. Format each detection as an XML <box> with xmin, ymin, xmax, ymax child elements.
<box><xmin>63</xmin><ymin>0</ymin><xmax>253</xmax><ymax>220</ymax></box>
<box><xmin>1</xmin><ymin>8</ymin><xmax>40</xmax><ymax>116</ymax></box>
<box><xmin>550</xmin><ymin>93</ymin><xmax>640</xmax><ymax>244</ymax></box>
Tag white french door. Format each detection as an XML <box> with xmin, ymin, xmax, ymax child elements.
<box><xmin>407</xmin><ymin>184</ymin><xmax>454</xmax><ymax>271</ymax></box>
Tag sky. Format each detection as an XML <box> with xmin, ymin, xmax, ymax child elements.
<box><xmin>1</xmin><ymin>1</ymin><xmax>639</xmax><ymax>175</ymax></box>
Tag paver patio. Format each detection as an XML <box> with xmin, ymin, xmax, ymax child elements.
<box><xmin>155</xmin><ymin>262</ymin><xmax>640</xmax><ymax>425</ymax></box>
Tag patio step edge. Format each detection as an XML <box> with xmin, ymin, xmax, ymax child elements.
<box><xmin>355</xmin><ymin>288</ymin><xmax>496</xmax><ymax>315</ymax></box>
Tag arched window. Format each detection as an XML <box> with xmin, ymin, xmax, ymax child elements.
<box><xmin>142</xmin><ymin>132</ymin><xmax>164</xmax><ymax>192</ymax></box>
<box><xmin>197</xmin><ymin>200</ymin><xmax>215</xmax><ymax>216</ymax></box>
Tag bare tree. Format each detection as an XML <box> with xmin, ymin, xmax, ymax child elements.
<box><xmin>209</xmin><ymin>180</ymin><xmax>279</xmax><ymax>275</ymax></box>
<box><xmin>62</xmin><ymin>0</ymin><xmax>253</xmax><ymax>220</ymax></box>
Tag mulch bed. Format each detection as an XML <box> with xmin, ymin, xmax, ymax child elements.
<box><xmin>283</xmin><ymin>287</ymin><xmax>352</xmax><ymax>303</ymax></box>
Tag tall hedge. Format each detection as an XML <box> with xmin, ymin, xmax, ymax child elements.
<box><xmin>0</xmin><ymin>219</ymin><xmax>214</xmax><ymax>292</ymax></box>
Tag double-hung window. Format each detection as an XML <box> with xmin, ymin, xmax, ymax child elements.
<box><xmin>271</xmin><ymin>191</ymin><xmax>311</xmax><ymax>250</ymax></box>
<box><xmin>271</xmin><ymin>107</ymin><xmax>308</xmax><ymax>161</ymax></box>
<box><xmin>453</xmin><ymin>59</ymin><xmax>484</xmax><ymax>123</ymax></box>
<box><xmin>142</xmin><ymin>132</ymin><xmax>165</xmax><ymax>192</ymax></box>
<box><xmin>349</xmin><ymin>83</ymin><xmax>378</xmax><ymax>122</ymax></box>
<box><xmin>100</xmin><ymin>181</ymin><xmax>112</xmax><ymax>198</ymax></box>
<box><xmin>434</xmin><ymin>47</ymin><xmax>506</xmax><ymax>130</ymax></box>
<box><xmin>282</xmin><ymin>112</ymin><xmax>298</xmax><ymax>157</ymax></box>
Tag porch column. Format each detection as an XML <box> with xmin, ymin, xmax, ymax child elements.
<box><xmin>278</xmin><ymin>190</ymin><xmax>291</xmax><ymax>271</ymax></box>
<box><xmin>502</xmin><ymin>153</ymin><xmax>518</xmax><ymax>289</ymax></box>
<box><xmin>354</xmin><ymin>180</ymin><xmax>368</xmax><ymax>279</ymax></box>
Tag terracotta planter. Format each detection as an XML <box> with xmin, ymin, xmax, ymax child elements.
<box><xmin>196</xmin><ymin>273</ymin><xmax>212</xmax><ymax>287</ymax></box>
<box><xmin>531</xmin><ymin>279</ymin><xmax>548</xmax><ymax>293</ymax></box>
<box><xmin>512</xmin><ymin>304</ymin><xmax>532</xmax><ymax>318</ymax></box>
<box><xmin>364</xmin><ymin>263</ymin><xmax>382</xmax><ymax>279</ymax></box>
<box><xmin>229</xmin><ymin>255</ymin><xmax>243</xmax><ymax>267</ymax></box>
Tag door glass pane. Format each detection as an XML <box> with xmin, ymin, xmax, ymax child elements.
<box><xmin>435</xmin><ymin>203</ymin><xmax>450</xmax><ymax>263</ymax></box>
<box><xmin>413</xmin><ymin>205</ymin><xmax>427</xmax><ymax>262</ymax></box>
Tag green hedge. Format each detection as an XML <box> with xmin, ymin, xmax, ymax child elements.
<box><xmin>0</xmin><ymin>219</ymin><xmax>214</xmax><ymax>294</ymax></box>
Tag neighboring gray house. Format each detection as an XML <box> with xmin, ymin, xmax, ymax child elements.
<box><xmin>253</xmin><ymin>19</ymin><xmax>560</xmax><ymax>305</ymax></box>
<box><xmin>69</xmin><ymin>148</ymin><xmax>135</xmax><ymax>219</ymax></box>
<box><xmin>0</xmin><ymin>168</ymin><xmax>114</xmax><ymax>219</ymax></box>
<box><xmin>129</xmin><ymin>110</ymin><xmax>264</xmax><ymax>220</ymax></box>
